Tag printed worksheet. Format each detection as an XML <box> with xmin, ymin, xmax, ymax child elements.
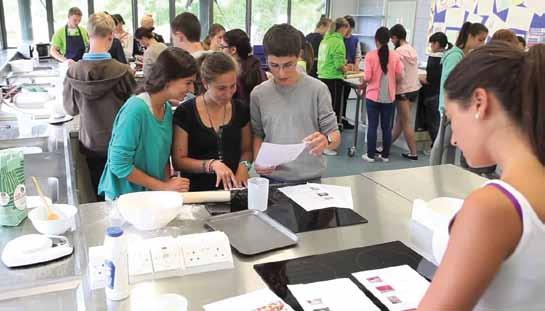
<box><xmin>352</xmin><ymin>265</ymin><xmax>430</xmax><ymax>311</ymax></box>
<box><xmin>288</xmin><ymin>278</ymin><xmax>379</xmax><ymax>311</ymax></box>
<box><xmin>203</xmin><ymin>288</ymin><xmax>293</xmax><ymax>311</ymax></box>
<box><xmin>278</xmin><ymin>183</ymin><xmax>353</xmax><ymax>211</ymax></box>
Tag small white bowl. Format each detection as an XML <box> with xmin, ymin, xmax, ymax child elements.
<box><xmin>26</xmin><ymin>196</ymin><xmax>52</xmax><ymax>209</ymax></box>
<box><xmin>117</xmin><ymin>191</ymin><xmax>183</xmax><ymax>231</ymax></box>
<box><xmin>28</xmin><ymin>204</ymin><xmax>77</xmax><ymax>235</ymax></box>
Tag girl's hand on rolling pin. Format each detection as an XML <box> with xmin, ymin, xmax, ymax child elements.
<box><xmin>162</xmin><ymin>177</ymin><xmax>190</xmax><ymax>192</ymax></box>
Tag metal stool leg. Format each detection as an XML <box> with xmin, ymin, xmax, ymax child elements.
<box><xmin>348</xmin><ymin>91</ymin><xmax>362</xmax><ymax>157</ymax></box>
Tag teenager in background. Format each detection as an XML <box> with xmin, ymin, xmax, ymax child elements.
<box><xmin>306</xmin><ymin>16</ymin><xmax>332</xmax><ymax>78</ymax></box>
<box><xmin>430</xmin><ymin>22</ymin><xmax>488</xmax><ymax>166</ymax></box>
<box><xmin>420</xmin><ymin>32</ymin><xmax>452</xmax><ymax>147</ymax></box>
<box><xmin>362</xmin><ymin>27</ymin><xmax>403</xmax><ymax>163</ymax></box>
<box><xmin>203</xmin><ymin>24</ymin><xmax>226</xmax><ymax>51</ymax></box>
<box><xmin>390</xmin><ymin>24</ymin><xmax>421</xmax><ymax>161</ymax></box>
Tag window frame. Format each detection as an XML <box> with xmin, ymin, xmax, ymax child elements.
<box><xmin>0</xmin><ymin>0</ymin><xmax>330</xmax><ymax>50</ymax></box>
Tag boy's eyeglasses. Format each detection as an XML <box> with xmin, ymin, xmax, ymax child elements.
<box><xmin>268</xmin><ymin>62</ymin><xmax>297</xmax><ymax>71</ymax></box>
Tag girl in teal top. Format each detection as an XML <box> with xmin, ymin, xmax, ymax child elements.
<box><xmin>438</xmin><ymin>22</ymin><xmax>488</xmax><ymax>115</ymax></box>
<box><xmin>431</xmin><ymin>22</ymin><xmax>487</xmax><ymax>166</ymax></box>
<box><xmin>98</xmin><ymin>48</ymin><xmax>198</xmax><ymax>199</ymax></box>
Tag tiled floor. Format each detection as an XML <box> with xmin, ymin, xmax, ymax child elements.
<box><xmin>324</xmin><ymin>128</ymin><xmax>430</xmax><ymax>178</ymax></box>
<box><xmin>324</xmin><ymin>98</ymin><xmax>430</xmax><ymax>178</ymax></box>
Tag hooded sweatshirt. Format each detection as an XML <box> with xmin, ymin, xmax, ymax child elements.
<box><xmin>63</xmin><ymin>59</ymin><xmax>136</xmax><ymax>154</ymax></box>
<box><xmin>395</xmin><ymin>43</ymin><xmax>421</xmax><ymax>95</ymax></box>
<box><xmin>317</xmin><ymin>32</ymin><xmax>346</xmax><ymax>79</ymax></box>
<box><xmin>439</xmin><ymin>46</ymin><xmax>464</xmax><ymax>115</ymax></box>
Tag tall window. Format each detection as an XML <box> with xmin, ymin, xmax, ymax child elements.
<box><xmin>213</xmin><ymin>0</ymin><xmax>246</xmax><ymax>32</ymax></box>
<box><xmin>4</xmin><ymin>1</ymin><xmax>22</xmax><ymax>47</ymax></box>
<box><xmin>137</xmin><ymin>0</ymin><xmax>170</xmax><ymax>42</ymax></box>
<box><xmin>3</xmin><ymin>1</ymin><xmax>50</xmax><ymax>47</ymax></box>
<box><xmin>291</xmin><ymin>0</ymin><xmax>327</xmax><ymax>35</ymax></box>
<box><xmin>175</xmin><ymin>0</ymin><xmax>199</xmax><ymax>16</ymax></box>
<box><xmin>94</xmin><ymin>0</ymin><xmax>134</xmax><ymax>34</ymax></box>
<box><xmin>32</xmin><ymin>1</ymin><xmax>50</xmax><ymax>43</ymax></box>
<box><xmin>251</xmin><ymin>0</ymin><xmax>288</xmax><ymax>45</ymax></box>
<box><xmin>53</xmin><ymin>0</ymin><xmax>88</xmax><ymax>31</ymax></box>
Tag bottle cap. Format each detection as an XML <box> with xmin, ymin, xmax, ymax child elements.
<box><xmin>106</xmin><ymin>226</ymin><xmax>123</xmax><ymax>238</ymax></box>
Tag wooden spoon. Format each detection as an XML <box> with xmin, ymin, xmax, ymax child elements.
<box><xmin>31</xmin><ymin>176</ymin><xmax>59</xmax><ymax>220</ymax></box>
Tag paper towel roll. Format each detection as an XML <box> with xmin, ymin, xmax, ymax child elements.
<box><xmin>181</xmin><ymin>191</ymin><xmax>231</xmax><ymax>204</ymax></box>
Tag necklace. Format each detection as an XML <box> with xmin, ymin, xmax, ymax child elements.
<box><xmin>202</xmin><ymin>93</ymin><xmax>227</xmax><ymax>133</ymax></box>
<box><xmin>202</xmin><ymin>93</ymin><xmax>228</xmax><ymax>161</ymax></box>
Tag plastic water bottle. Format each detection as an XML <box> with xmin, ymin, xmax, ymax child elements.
<box><xmin>104</xmin><ymin>226</ymin><xmax>130</xmax><ymax>300</ymax></box>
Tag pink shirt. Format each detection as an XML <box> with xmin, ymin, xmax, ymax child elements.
<box><xmin>395</xmin><ymin>44</ymin><xmax>421</xmax><ymax>94</ymax></box>
<box><xmin>364</xmin><ymin>49</ymin><xmax>404</xmax><ymax>103</ymax></box>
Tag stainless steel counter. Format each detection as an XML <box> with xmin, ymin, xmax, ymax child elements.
<box><xmin>78</xmin><ymin>175</ymin><xmax>433</xmax><ymax>311</ymax></box>
<box><xmin>362</xmin><ymin>164</ymin><xmax>488</xmax><ymax>202</ymax></box>
<box><xmin>0</xmin><ymin>121</ymin><xmax>84</xmax><ymax>309</ymax></box>
<box><xmin>0</xmin><ymin>163</ymin><xmax>481</xmax><ymax>310</ymax></box>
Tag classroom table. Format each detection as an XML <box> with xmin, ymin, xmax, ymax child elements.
<box><xmin>0</xmin><ymin>165</ymin><xmax>485</xmax><ymax>310</ymax></box>
<box><xmin>78</xmin><ymin>174</ymin><xmax>432</xmax><ymax>310</ymax></box>
<box><xmin>362</xmin><ymin>164</ymin><xmax>488</xmax><ymax>202</ymax></box>
<box><xmin>341</xmin><ymin>77</ymin><xmax>366</xmax><ymax>157</ymax></box>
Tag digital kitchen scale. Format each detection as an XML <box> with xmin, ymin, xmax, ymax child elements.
<box><xmin>1</xmin><ymin>234</ymin><xmax>73</xmax><ymax>268</ymax></box>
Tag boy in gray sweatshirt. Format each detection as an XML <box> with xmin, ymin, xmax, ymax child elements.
<box><xmin>63</xmin><ymin>12</ymin><xmax>136</xmax><ymax>200</ymax></box>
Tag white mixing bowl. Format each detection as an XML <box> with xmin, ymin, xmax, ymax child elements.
<box><xmin>28</xmin><ymin>204</ymin><xmax>78</xmax><ymax>235</ymax></box>
<box><xmin>117</xmin><ymin>191</ymin><xmax>184</xmax><ymax>231</ymax></box>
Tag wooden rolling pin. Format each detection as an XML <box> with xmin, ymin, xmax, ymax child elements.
<box><xmin>180</xmin><ymin>190</ymin><xmax>231</xmax><ymax>204</ymax></box>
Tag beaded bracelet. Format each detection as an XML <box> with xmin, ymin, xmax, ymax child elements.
<box><xmin>207</xmin><ymin>159</ymin><xmax>217</xmax><ymax>174</ymax></box>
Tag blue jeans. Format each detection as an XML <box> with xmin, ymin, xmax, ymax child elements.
<box><xmin>366</xmin><ymin>99</ymin><xmax>395</xmax><ymax>158</ymax></box>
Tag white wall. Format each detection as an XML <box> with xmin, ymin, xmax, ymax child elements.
<box><xmin>330</xmin><ymin>0</ymin><xmax>357</xmax><ymax>19</ymax></box>
<box><xmin>330</xmin><ymin>0</ymin><xmax>432</xmax><ymax>64</ymax></box>
<box><xmin>413</xmin><ymin>0</ymin><xmax>432</xmax><ymax>65</ymax></box>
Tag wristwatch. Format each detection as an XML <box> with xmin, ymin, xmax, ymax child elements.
<box><xmin>239</xmin><ymin>160</ymin><xmax>252</xmax><ymax>170</ymax></box>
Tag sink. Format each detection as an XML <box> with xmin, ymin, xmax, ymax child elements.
<box><xmin>0</xmin><ymin>122</ymin><xmax>62</xmax><ymax>152</ymax></box>
<box><xmin>24</xmin><ymin>153</ymin><xmax>66</xmax><ymax>203</ymax></box>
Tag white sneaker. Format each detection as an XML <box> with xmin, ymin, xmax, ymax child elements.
<box><xmin>362</xmin><ymin>153</ymin><xmax>375</xmax><ymax>162</ymax></box>
<box><xmin>323</xmin><ymin>149</ymin><xmax>338</xmax><ymax>156</ymax></box>
<box><xmin>378</xmin><ymin>155</ymin><xmax>389</xmax><ymax>162</ymax></box>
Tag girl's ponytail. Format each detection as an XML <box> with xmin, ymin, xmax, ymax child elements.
<box><xmin>521</xmin><ymin>44</ymin><xmax>545</xmax><ymax>164</ymax></box>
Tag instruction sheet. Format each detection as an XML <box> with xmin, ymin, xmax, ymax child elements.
<box><xmin>278</xmin><ymin>183</ymin><xmax>354</xmax><ymax>211</ymax></box>
<box><xmin>288</xmin><ymin>278</ymin><xmax>379</xmax><ymax>311</ymax></box>
<box><xmin>352</xmin><ymin>265</ymin><xmax>430</xmax><ymax>311</ymax></box>
<box><xmin>203</xmin><ymin>288</ymin><xmax>293</xmax><ymax>311</ymax></box>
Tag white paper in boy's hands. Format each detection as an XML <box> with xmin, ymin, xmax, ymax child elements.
<box><xmin>255</xmin><ymin>142</ymin><xmax>306</xmax><ymax>167</ymax></box>
<box><xmin>203</xmin><ymin>288</ymin><xmax>293</xmax><ymax>311</ymax></box>
<box><xmin>352</xmin><ymin>265</ymin><xmax>430</xmax><ymax>311</ymax></box>
<box><xmin>288</xmin><ymin>278</ymin><xmax>379</xmax><ymax>311</ymax></box>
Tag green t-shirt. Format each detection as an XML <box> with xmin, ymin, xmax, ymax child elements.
<box><xmin>98</xmin><ymin>93</ymin><xmax>174</xmax><ymax>200</ymax></box>
<box><xmin>51</xmin><ymin>26</ymin><xmax>90</xmax><ymax>55</ymax></box>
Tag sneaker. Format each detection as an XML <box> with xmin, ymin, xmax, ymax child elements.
<box><xmin>323</xmin><ymin>149</ymin><xmax>338</xmax><ymax>156</ymax></box>
<box><xmin>376</xmin><ymin>146</ymin><xmax>383</xmax><ymax>153</ymax></box>
<box><xmin>342</xmin><ymin>119</ymin><xmax>355</xmax><ymax>130</ymax></box>
<box><xmin>402</xmin><ymin>153</ymin><xmax>419</xmax><ymax>161</ymax></box>
<box><xmin>378</xmin><ymin>155</ymin><xmax>390</xmax><ymax>162</ymax></box>
<box><xmin>362</xmin><ymin>153</ymin><xmax>375</xmax><ymax>162</ymax></box>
